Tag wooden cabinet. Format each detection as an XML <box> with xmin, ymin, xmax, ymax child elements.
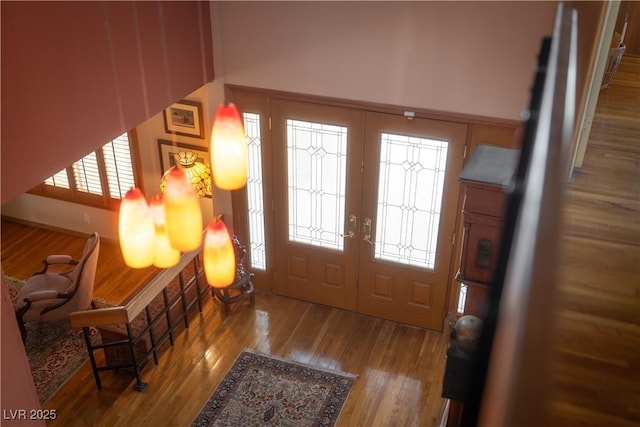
<box><xmin>456</xmin><ymin>144</ymin><xmax>518</xmax><ymax>317</ymax></box>
<box><xmin>442</xmin><ymin>144</ymin><xmax>519</xmax><ymax>427</ymax></box>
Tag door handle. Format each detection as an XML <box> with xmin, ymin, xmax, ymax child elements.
<box><xmin>340</xmin><ymin>214</ymin><xmax>357</xmax><ymax>239</ymax></box>
<box><xmin>362</xmin><ymin>217</ymin><xmax>374</xmax><ymax>245</ymax></box>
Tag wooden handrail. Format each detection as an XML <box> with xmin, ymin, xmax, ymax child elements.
<box><xmin>463</xmin><ymin>4</ymin><xmax>578</xmax><ymax>427</ymax></box>
<box><xmin>69</xmin><ymin>306</ymin><xmax>128</xmax><ymax>327</ymax></box>
<box><xmin>69</xmin><ymin>245</ymin><xmax>202</xmax><ymax>329</ymax></box>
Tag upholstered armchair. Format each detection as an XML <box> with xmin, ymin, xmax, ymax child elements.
<box><xmin>15</xmin><ymin>232</ymin><xmax>100</xmax><ymax>341</ymax></box>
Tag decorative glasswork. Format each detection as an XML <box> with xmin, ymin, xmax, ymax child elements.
<box><xmin>286</xmin><ymin>119</ymin><xmax>348</xmax><ymax>251</ymax></box>
<box><xmin>374</xmin><ymin>133</ymin><xmax>449</xmax><ymax>269</ymax></box>
<box><xmin>160</xmin><ymin>151</ymin><xmax>211</xmax><ymax>198</ymax></box>
<box><xmin>243</xmin><ymin>112</ymin><xmax>267</xmax><ymax>270</ymax></box>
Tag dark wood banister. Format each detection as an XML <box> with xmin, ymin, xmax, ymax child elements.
<box><xmin>464</xmin><ymin>3</ymin><xmax>578</xmax><ymax>426</ymax></box>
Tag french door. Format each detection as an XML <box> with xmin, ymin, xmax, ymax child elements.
<box><xmin>270</xmin><ymin>99</ymin><xmax>467</xmax><ymax>330</ymax></box>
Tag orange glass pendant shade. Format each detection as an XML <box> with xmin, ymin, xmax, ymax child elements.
<box><xmin>203</xmin><ymin>218</ymin><xmax>236</xmax><ymax>288</ymax></box>
<box><xmin>149</xmin><ymin>195</ymin><xmax>180</xmax><ymax>268</ymax></box>
<box><xmin>118</xmin><ymin>188</ymin><xmax>155</xmax><ymax>268</ymax></box>
<box><xmin>164</xmin><ymin>167</ymin><xmax>203</xmax><ymax>252</ymax></box>
<box><xmin>210</xmin><ymin>103</ymin><xmax>248</xmax><ymax>190</ymax></box>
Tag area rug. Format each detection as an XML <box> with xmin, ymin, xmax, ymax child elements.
<box><xmin>191</xmin><ymin>349</ymin><xmax>357</xmax><ymax>427</ymax></box>
<box><xmin>5</xmin><ymin>276</ymin><xmax>102</xmax><ymax>405</ymax></box>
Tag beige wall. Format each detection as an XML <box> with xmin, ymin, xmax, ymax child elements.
<box><xmin>0</xmin><ymin>275</ymin><xmax>44</xmax><ymax>426</ymax></box>
<box><xmin>213</xmin><ymin>1</ymin><xmax>557</xmax><ymax>121</ymax></box>
<box><xmin>1</xmin><ymin>86</ymin><xmax>221</xmax><ymax>240</ymax></box>
<box><xmin>1</xmin><ymin>2</ymin><xmax>215</xmax><ymax>204</ymax></box>
<box><xmin>2</xmin><ymin>2</ymin><xmax>560</xmax><ymax>239</ymax></box>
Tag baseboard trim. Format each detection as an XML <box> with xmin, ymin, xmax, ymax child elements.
<box><xmin>1</xmin><ymin>215</ymin><xmax>119</xmax><ymax>245</ymax></box>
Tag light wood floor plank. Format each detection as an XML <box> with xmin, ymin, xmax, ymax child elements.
<box><xmin>549</xmin><ymin>54</ymin><xmax>640</xmax><ymax>427</ymax></box>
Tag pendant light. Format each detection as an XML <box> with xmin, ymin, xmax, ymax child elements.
<box><xmin>210</xmin><ymin>103</ymin><xmax>248</xmax><ymax>190</ymax></box>
<box><xmin>163</xmin><ymin>167</ymin><xmax>203</xmax><ymax>252</ymax></box>
<box><xmin>149</xmin><ymin>195</ymin><xmax>180</xmax><ymax>268</ymax></box>
<box><xmin>203</xmin><ymin>217</ymin><xmax>236</xmax><ymax>288</ymax></box>
<box><xmin>119</xmin><ymin>188</ymin><xmax>155</xmax><ymax>268</ymax></box>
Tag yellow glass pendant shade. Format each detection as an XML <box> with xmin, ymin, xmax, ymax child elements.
<box><xmin>203</xmin><ymin>218</ymin><xmax>236</xmax><ymax>288</ymax></box>
<box><xmin>164</xmin><ymin>167</ymin><xmax>203</xmax><ymax>252</ymax></box>
<box><xmin>118</xmin><ymin>188</ymin><xmax>155</xmax><ymax>268</ymax></box>
<box><xmin>210</xmin><ymin>103</ymin><xmax>248</xmax><ymax>190</ymax></box>
<box><xmin>149</xmin><ymin>195</ymin><xmax>180</xmax><ymax>268</ymax></box>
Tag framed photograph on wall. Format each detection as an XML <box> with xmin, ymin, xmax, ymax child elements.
<box><xmin>163</xmin><ymin>100</ymin><xmax>205</xmax><ymax>139</ymax></box>
<box><xmin>158</xmin><ymin>139</ymin><xmax>212</xmax><ymax>198</ymax></box>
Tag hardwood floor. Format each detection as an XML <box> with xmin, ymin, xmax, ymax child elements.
<box><xmin>0</xmin><ymin>220</ymin><xmax>449</xmax><ymax>426</ymax></box>
<box><xmin>548</xmin><ymin>55</ymin><xmax>640</xmax><ymax>427</ymax></box>
<box><xmin>0</xmin><ymin>221</ymin><xmax>159</xmax><ymax>305</ymax></box>
<box><xmin>1</xmin><ymin>56</ymin><xmax>637</xmax><ymax>427</ymax></box>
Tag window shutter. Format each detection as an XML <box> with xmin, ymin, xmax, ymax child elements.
<box><xmin>44</xmin><ymin>170</ymin><xmax>71</xmax><ymax>189</ymax></box>
<box><xmin>73</xmin><ymin>152</ymin><xmax>103</xmax><ymax>195</ymax></box>
<box><xmin>38</xmin><ymin>131</ymin><xmax>138</xmax><ymax>208</ymax></box>
<box><xmin>103</xmin><ymin>133</ymin><xmax>136</xmax><ymax>199</ymax></box>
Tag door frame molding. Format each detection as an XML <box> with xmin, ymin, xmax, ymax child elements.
<box><xmin>227</xmin><ymin>85</ymin><xmax>521</xmax><ymax>129</ymax></box>
<box><xmin>226</xmin><ymin>85</ymin><xmax>522</xmax><ymax>320</ymax></box>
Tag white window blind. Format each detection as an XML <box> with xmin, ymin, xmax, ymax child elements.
<box><xmin>44</xmin><ymin>170</ymin><xmax>71</xmax><ymax>189</ymax></box>
<box><xmin>73</xmin><ymin>152</ymin><xmax>103</xmax><ymax>195</ymax></box>
<box><xmin>103</xmin><ymin>133</ymin><xmax>136</xmax><ymax>199</ymax></box>
<box><xmin>42</xmin><ymin>132</ymin><xmax>138</xmax><ymax>207</ymax></box>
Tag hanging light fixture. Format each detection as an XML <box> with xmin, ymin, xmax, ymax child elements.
<box><xmin>119</xmin><ymin>102</ymin><xmax>249</xmax><ymax>270</ymax></box>
<box><xmin>163</xmin><ymin>167</ymin><xmax>203</xmax><ymax>252</ymax></box>
<box><xmin>118</xmin><ymin>188</ymin><xmax>155</xmax><ymax>268</ymax></box>
<box><xmin>149</xmin><ymin>195</ymin><xmax>180</xmax><ymax>268</ymax></box>
<box><xmin>203</xmin><ymin>217</ymin><xmax>236</xmax><ymax>288</ymax></box>
<box><xmin>160</xmin><ymin>151</ymin><xmax>211</xmax><ymax>198</ymax></box>
<box><xmin>210</xmin><ymin>103</ymin><xmax>248</xmax><ymax>190</ymax></box>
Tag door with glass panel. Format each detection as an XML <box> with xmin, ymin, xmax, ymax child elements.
<box><xmin>271</xmin><ymin>100</ymin><xmax>364</xmax><ymax>310</ymax></box>
<box><xmin>271</xmin><ymin>100</ymin><xmax>466</xmax><ymax>329</ymax></box>
<box><xmin>358</xmin><ymin>112</ymin><xmax>466</xmax><ymax>329</ymax></box>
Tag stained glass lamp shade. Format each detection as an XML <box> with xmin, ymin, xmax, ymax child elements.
<box><xmin>160</xmin><ymin>151</ymin><xmax>212</xmax><ymax>198</ymax></box>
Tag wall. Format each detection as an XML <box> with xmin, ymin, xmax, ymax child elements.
<box><xmin>0</xmin><ymin>2</ymin><xmax>216</xmax><ymax>416</ymax></box>
<box><xmin>617</xmin><ymin>1</ymin><xmax>640</xmax><ymax>54</ymax></box>
<box><xmin>1</xmin><ymin>85</ymin><xmax>221</xmax><ymax>240</ymax></box>
<box><xmin>213</xmin><ymin>1</ymin><xmax>557</xmax><ymax>121</ymax></box>
<box><xmin>569</xmin><ymin>1</ymin><xmax>611</xmax><ymax>173</ymax></box>
<box><xmin>0</xmin><ymin>275</ymin><xmax>44</xmax><ymax>426</ymax></box>
<box><xmin>1</xmin><ymin>1</ymin><xmax>215</xmax><ymax>204</ymax></box>
<box><xmin>1</xmin><ymin>2</ymin><xmax>560</xmax><ymax>239</ymax></box>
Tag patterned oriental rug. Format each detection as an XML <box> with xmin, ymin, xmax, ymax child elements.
<box><xmin>191</xmin><ymin>349</ymin><xmax>357</xmax><ymax>427</ymax></box>
<box><xmin>5</xmin><ymin>276</ymin><xmax>101</xmax><ymax>405</ymax></box>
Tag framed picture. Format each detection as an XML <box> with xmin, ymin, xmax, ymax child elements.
<box><xmin>163</xmin><ymin>100</ymin><xmax>205</xmax><ymax>139</ymax></box>
<box><xmin>158</xmin><ymin>139</ymin><xmax>212</xmax><ymax>198</ymax></box>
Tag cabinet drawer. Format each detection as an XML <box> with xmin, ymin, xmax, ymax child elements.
<box><xmin>463</xmin><ymin>185</ymin><xmax>507</xmax><ymax>218</ymax></box>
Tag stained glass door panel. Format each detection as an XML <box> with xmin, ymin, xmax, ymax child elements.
<box><xmin>358</xmin><ymin>112</ymin><xmax>467</xmax><ymax>330</ymax></box>
<box><xmin>271</xmin><ymin>100</ymin><xmax>364</xmax><ymax>311</ymax></box>
<box><xmin>374</xmin><ymin>133</ymin><xmax>449</xmax><ymax>269</ymax></box>
<box><xmin>286</xmin><ymin>119</ymin><xmax>348</xmax><ymax>251</ymax></box>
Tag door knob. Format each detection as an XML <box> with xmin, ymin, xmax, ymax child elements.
<box><xmin>340</xmin><ymin>214</ymin><xmax>357</xmax><ymax>239</ymax></box>
<box><xmin>362</xmin><ymin>217</ymin><xmax>374</xmax><ymax>245</ymax></box>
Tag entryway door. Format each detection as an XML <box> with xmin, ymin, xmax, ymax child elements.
<box><xmin>271</xmin><ymin>99</ymin><xmax>467</xmax><ymax>330</ymax></box>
